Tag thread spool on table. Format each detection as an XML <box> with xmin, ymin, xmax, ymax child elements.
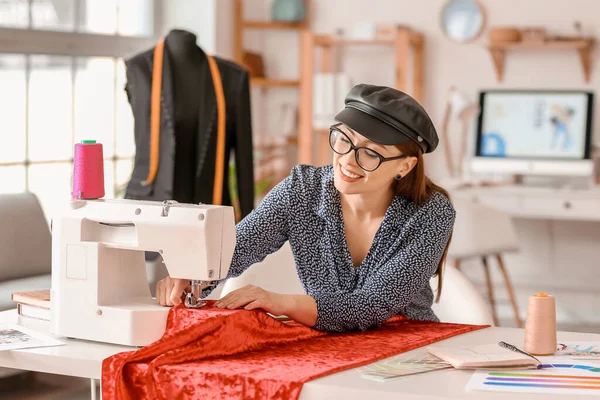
<box><xmin>72</xmin><ymin>140</ymin><xmax>105</xmax><ymax>200</ymax></box>
<box><xmin>524</xmin><ymin>292</ymin><xmax>557</xmax><ymax>356</ymax></box>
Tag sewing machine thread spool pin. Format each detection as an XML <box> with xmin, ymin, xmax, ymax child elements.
<box><xmin>161</xmin><ymin>200</ymin><xmax>178</xmax><ymax>217</ymax></box>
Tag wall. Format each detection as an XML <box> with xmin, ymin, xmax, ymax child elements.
<box><xmin>160</xmin><ymin>0</ymin><xmax>217</xmax><ymax>54</ymax></box>
<box><xmin>229</xmin><ymin>0</ymin><xmax>600</xmax><ymax>332</ymax></box>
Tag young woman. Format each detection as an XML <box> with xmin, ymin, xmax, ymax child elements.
<box><xmin>156</xmin><ymin>84</ymin><xmax>455</xmax><ymax>333</ymax></box>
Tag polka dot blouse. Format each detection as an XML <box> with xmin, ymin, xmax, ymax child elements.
<box><xmin>206</xmin><ymin>164</ymin><xmax>456</xmax><ymax>333</ymax></box>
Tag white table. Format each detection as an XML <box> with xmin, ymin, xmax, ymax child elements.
<box><xmin>1</xmin><ymin>310</ymin><xmax>599</xmax><ymax>400</ymax></box>
<box><xmin>451</xmin><ymin>184</ymin><xmax>600</xmax><ymax>222</ymax></box>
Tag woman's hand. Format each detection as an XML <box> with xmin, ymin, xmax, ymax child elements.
<box><xmin>215</xmin><ymin>285</ymin><xmax>291</xmax><ymax>316</ymax></box>
<box><xmin>156</xmin><ymin>277</ymin><xmax>190</xmax><ymax>306</ymax></box>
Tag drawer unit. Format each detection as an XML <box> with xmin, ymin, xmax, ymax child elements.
<box><xmin>521</xmin><ymin>197</ymin><xmax>600</xmax><ymax>220</ymax></box>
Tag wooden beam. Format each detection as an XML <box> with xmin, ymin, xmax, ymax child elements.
<box><xmin>320</xmin><ymin>45</ymin><xmax>332</xmax><ymax>73</ymax></box>
<box><xmin>234</xmin><ymin>0</ymin><xmax>244</xmax><ymax>64</ymax></box>
<box><xmin>413</xmin><ymin>34</ymin><xmax>424</xmax><ymax>104</ymax></box>
<box><xmin>578</xmin><ymin>45</ymin><xmax>592</xmax><ymax>83</ymax></box>
<box><xmin>395</xmin><ymin>28</ymin><xmax>410</xmax><ymax>91</ymax></box>
<box><xmin>490</xmin><ymin>48</ymin><xmax>505</xmax><ymax>82</ymax></box>
<box><xmin>298</xmin><ymin>31</ymin><xmax>314</xmax><ymax>165</ymax></box>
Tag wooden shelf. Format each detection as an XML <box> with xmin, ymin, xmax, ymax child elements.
<box><xmin>314</xmin><ymin>33</ymin><xmax>424</xmax><ymax>47</ymax></box>
<box><xmin>314</xmin><ymin>36</ymin><xmax>394</xmax><ymax>46</ymax></box>
<box><xmin>489</xmin><ymin>39</ymin><xmax>593</xmax><ymax>50</ymax></box>
<box><xmin>242</xmin><ymin>20</ymin><xmax>306</xmax><ymax>30</ymax></box>
<box><xmin>250</xmin><ymin>78</ymin><xmax>300</xmax><ymax>88</ymax></box>
<box><xmin>487</xmin><ymin>39</ymin><xmax>595</xmax><ymax>82</ymax></box>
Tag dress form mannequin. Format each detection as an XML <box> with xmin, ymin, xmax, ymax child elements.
<box><xmin>164</xmin><ymin>29</ymin><xmax>206</xmax><ymax>203</ymax></box>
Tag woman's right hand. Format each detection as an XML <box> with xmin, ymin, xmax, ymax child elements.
<box><xmin>156</xmin><ymin>277</ymin><xmax>190</xmax><ymax>306</ymax></box>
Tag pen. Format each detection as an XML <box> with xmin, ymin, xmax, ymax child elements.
<box><xmin>498</xmin><ymin>341</ymin><xmax>542</xmax><ymax>365</ymax></box>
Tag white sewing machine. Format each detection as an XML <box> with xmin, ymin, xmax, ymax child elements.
<box><xmin>50</xmin><ymin>199</ymin><xmax>236</xmax><ymax>347</ymax></box>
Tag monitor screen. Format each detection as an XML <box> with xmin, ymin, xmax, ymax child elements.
<box><xmin>475</xmin><ymin>90</ymin><xmax>594</xmax><ymax>160</ymax></box>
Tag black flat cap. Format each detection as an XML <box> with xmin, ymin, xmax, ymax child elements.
<box><xmin>334</xmin><ymin>84</ymin><xmax>439</xmax><ymax>153</ymax></box>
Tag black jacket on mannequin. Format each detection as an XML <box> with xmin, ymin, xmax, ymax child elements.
<box><xmin>123</xmin><ymin>29</ymin><xmax>254</xmax><ymax>219</ymax></box>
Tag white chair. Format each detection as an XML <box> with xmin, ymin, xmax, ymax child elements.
<box><xmin>219</xmin><ymin>242</ymin><xmax>305</xmax><ymax>297</ymax></box>
<box><xmin>448</xmin><ymin>196</ymin><xmax>522</xmax><ymax>328</ymax></box>
<box><xmin>431</xmin><ymin>264</ymin><xmax>494</xmax><ymax>326</ymax></box>
<box><xmin>217</xmin><ymin>241</ymin><xmax>494</xmax><ymax>326</ymax></box>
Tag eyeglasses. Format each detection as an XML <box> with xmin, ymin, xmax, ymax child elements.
<box><xmin>329</xmin><ymin>125</ymin><xmax>407</xmax><ymax>172</ymax></box>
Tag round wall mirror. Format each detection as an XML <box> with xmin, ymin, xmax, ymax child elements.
<box><xmin>441</xmin><ymin>0</ymin><xmax>485</xmax><ymax>43</ymax></box>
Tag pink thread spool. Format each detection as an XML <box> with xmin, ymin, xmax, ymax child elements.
<box><xmin>72</xmin><ymin>140</ymin><xmax>105</xmax><ymax>199</ymax></box>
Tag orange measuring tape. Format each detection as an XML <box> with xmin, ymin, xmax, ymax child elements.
<box><xmin>142</xmin><ymin>39</ymin><xmax>227</xmax><ymax>206</ymax></box>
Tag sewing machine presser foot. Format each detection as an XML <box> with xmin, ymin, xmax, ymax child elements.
<box><xmin>184</xmin><ymin>280</ymin><xmax>213</xmax><ymax>308</ymax></box>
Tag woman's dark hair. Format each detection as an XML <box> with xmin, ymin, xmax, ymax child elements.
<box><xmin>395</xmin><ymin>140</ymin><xmax>452</xmax><ymax>303</ymax></box>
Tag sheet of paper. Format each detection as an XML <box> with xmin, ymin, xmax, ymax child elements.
<box><xmin>0</xmin><ymin>323</ymin><xmax>64</xmax><ymax>352</ymax></box>
<box><xmin>361</xmin><ymin>354</ymin><xmax>452</xmax><ymax>381</ymax></box>
<box><xmin>466</xmin><ymin>357</ymin><xmax>600</xmax><ymax>396</ymax></box>
<box><xmin>556</xmin><ymin>342</ymin><xmax>600</xmax><ymax>360</ymax></box>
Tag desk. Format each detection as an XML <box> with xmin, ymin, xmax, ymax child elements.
<box><xmin>451</xmin><ymin>184</ymin><xmax>600</xmax><ymax>221</ymax></box>
<box><xmin>2</xmin><ymin>310</ymin><xmax>600</xmax><ymax>399</ymax></box>
<box><xmin>446</xmin><ymin>184</ymin><xmax>600</xmax><ymax>330</ymax></box>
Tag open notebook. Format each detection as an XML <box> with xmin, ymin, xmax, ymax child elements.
<box><xmin>427</xmin><ymin>343</ymin><xmax>541</xmax><ymax>370</ymax></box>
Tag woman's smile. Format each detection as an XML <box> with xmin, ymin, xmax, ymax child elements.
<box><xmin>339</xmin><ymin>163</ymin><xmax>363</xmax><ymax>182</ymax></box>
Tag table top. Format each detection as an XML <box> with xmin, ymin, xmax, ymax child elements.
<box><xmin>300</xmin><ymin>327</ymin><xmax>600</xmax><ymax>400</ymax></box>
<box><xmin>1</xmin><ymin>309</ymin><xmax>599</xmax><ymax>399</ymax></box>
<box><xmin>0</xmin><ymin>310</ymin><xmax>133</xmax><ymax>379</ymax></box>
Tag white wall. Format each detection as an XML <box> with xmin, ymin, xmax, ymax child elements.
<box><xmin>160</xmin><ymin>0</ymin><xmax>217</xmax><ymax>54</ymax></box>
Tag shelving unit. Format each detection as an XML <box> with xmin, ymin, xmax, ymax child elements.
<box><xmin>487</xmin><ymin>38</ymin><xmax>595</xmax><ymax>82</ymax></box>
<box><xmin>234</xmin><ymin>0</ymin><xmax>309</xmax><ymax>83</ymax></box>
<box><xmin>298</xmin><ymin>27</ymin><xmax>425</xmax><ymax>166</ymax></box>
<box><xmin>234</xmin><ymin>0</ymin><xmax>310</xmax><ymax>197</ymax></box>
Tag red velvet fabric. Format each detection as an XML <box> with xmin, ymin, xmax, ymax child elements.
<box><xmin>102</xmin><ymin>301</ymin><xmax>487</xmax><ymax>399</ymax></box>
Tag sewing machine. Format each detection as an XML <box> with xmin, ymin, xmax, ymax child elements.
<box><xmin>49</xmin><ymin>199</ymin><xmax>236</xmax><ymax>347</ymax></box>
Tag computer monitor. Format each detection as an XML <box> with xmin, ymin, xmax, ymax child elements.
<box><xmin>471</xmin><ymin>90</ymin><xmax>594</xmax><ymax>177</ymax></box>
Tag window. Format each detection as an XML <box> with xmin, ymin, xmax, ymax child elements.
<box><xmin>0</xmin><ymin>0</ymin><xmax>157</xmax><ymax>221</ymax></box>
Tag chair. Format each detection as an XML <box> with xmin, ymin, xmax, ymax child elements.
<box><xmin>218</xmin><ymin>241</ymin><xmax>494</xmax><ymax>326</ymax></box>
<box><xmin>0</xmin><ymin>192</ymin><xmax>52</xmax><ymax>379</ymax></box>
<box><xmin>431</xmin><ymin>264</ymin><xmax>494</xmax><ymax>326</ymax></box>
<box><xmin>447</xmin><ymin>196</ymin><xmax>522</xmax><ymax>328</ymax></box>
<box><xmin>219</xmin><ymin>242</ymin><xmax>305</xmax><ymax>297</ymax></box>
<box><xmin>0</xmin><ymin>192</ymin><xmax>52</xmax><ymax>311</ymax></box>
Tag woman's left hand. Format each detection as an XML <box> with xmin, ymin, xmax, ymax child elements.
<box><xmin>215</xmin><ymin>285</ymin><xmax>291</xmax><ymax>316</ymax></box>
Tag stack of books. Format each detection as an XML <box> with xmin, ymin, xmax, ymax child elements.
<box><xmin>10</xmin><ymin>289</ymin><xmax>50</xmax><ymax>321</ymax></box>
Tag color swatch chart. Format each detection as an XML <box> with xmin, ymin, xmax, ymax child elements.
<box><xmin>467</xmin><ymin>362</ymin><xmax>600</xmax><ymax>396</ymax></box>
<box><xmin>361</xmin><ymin>354</ymin><xmax>452</xmax><ymax>381</ymax></box>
